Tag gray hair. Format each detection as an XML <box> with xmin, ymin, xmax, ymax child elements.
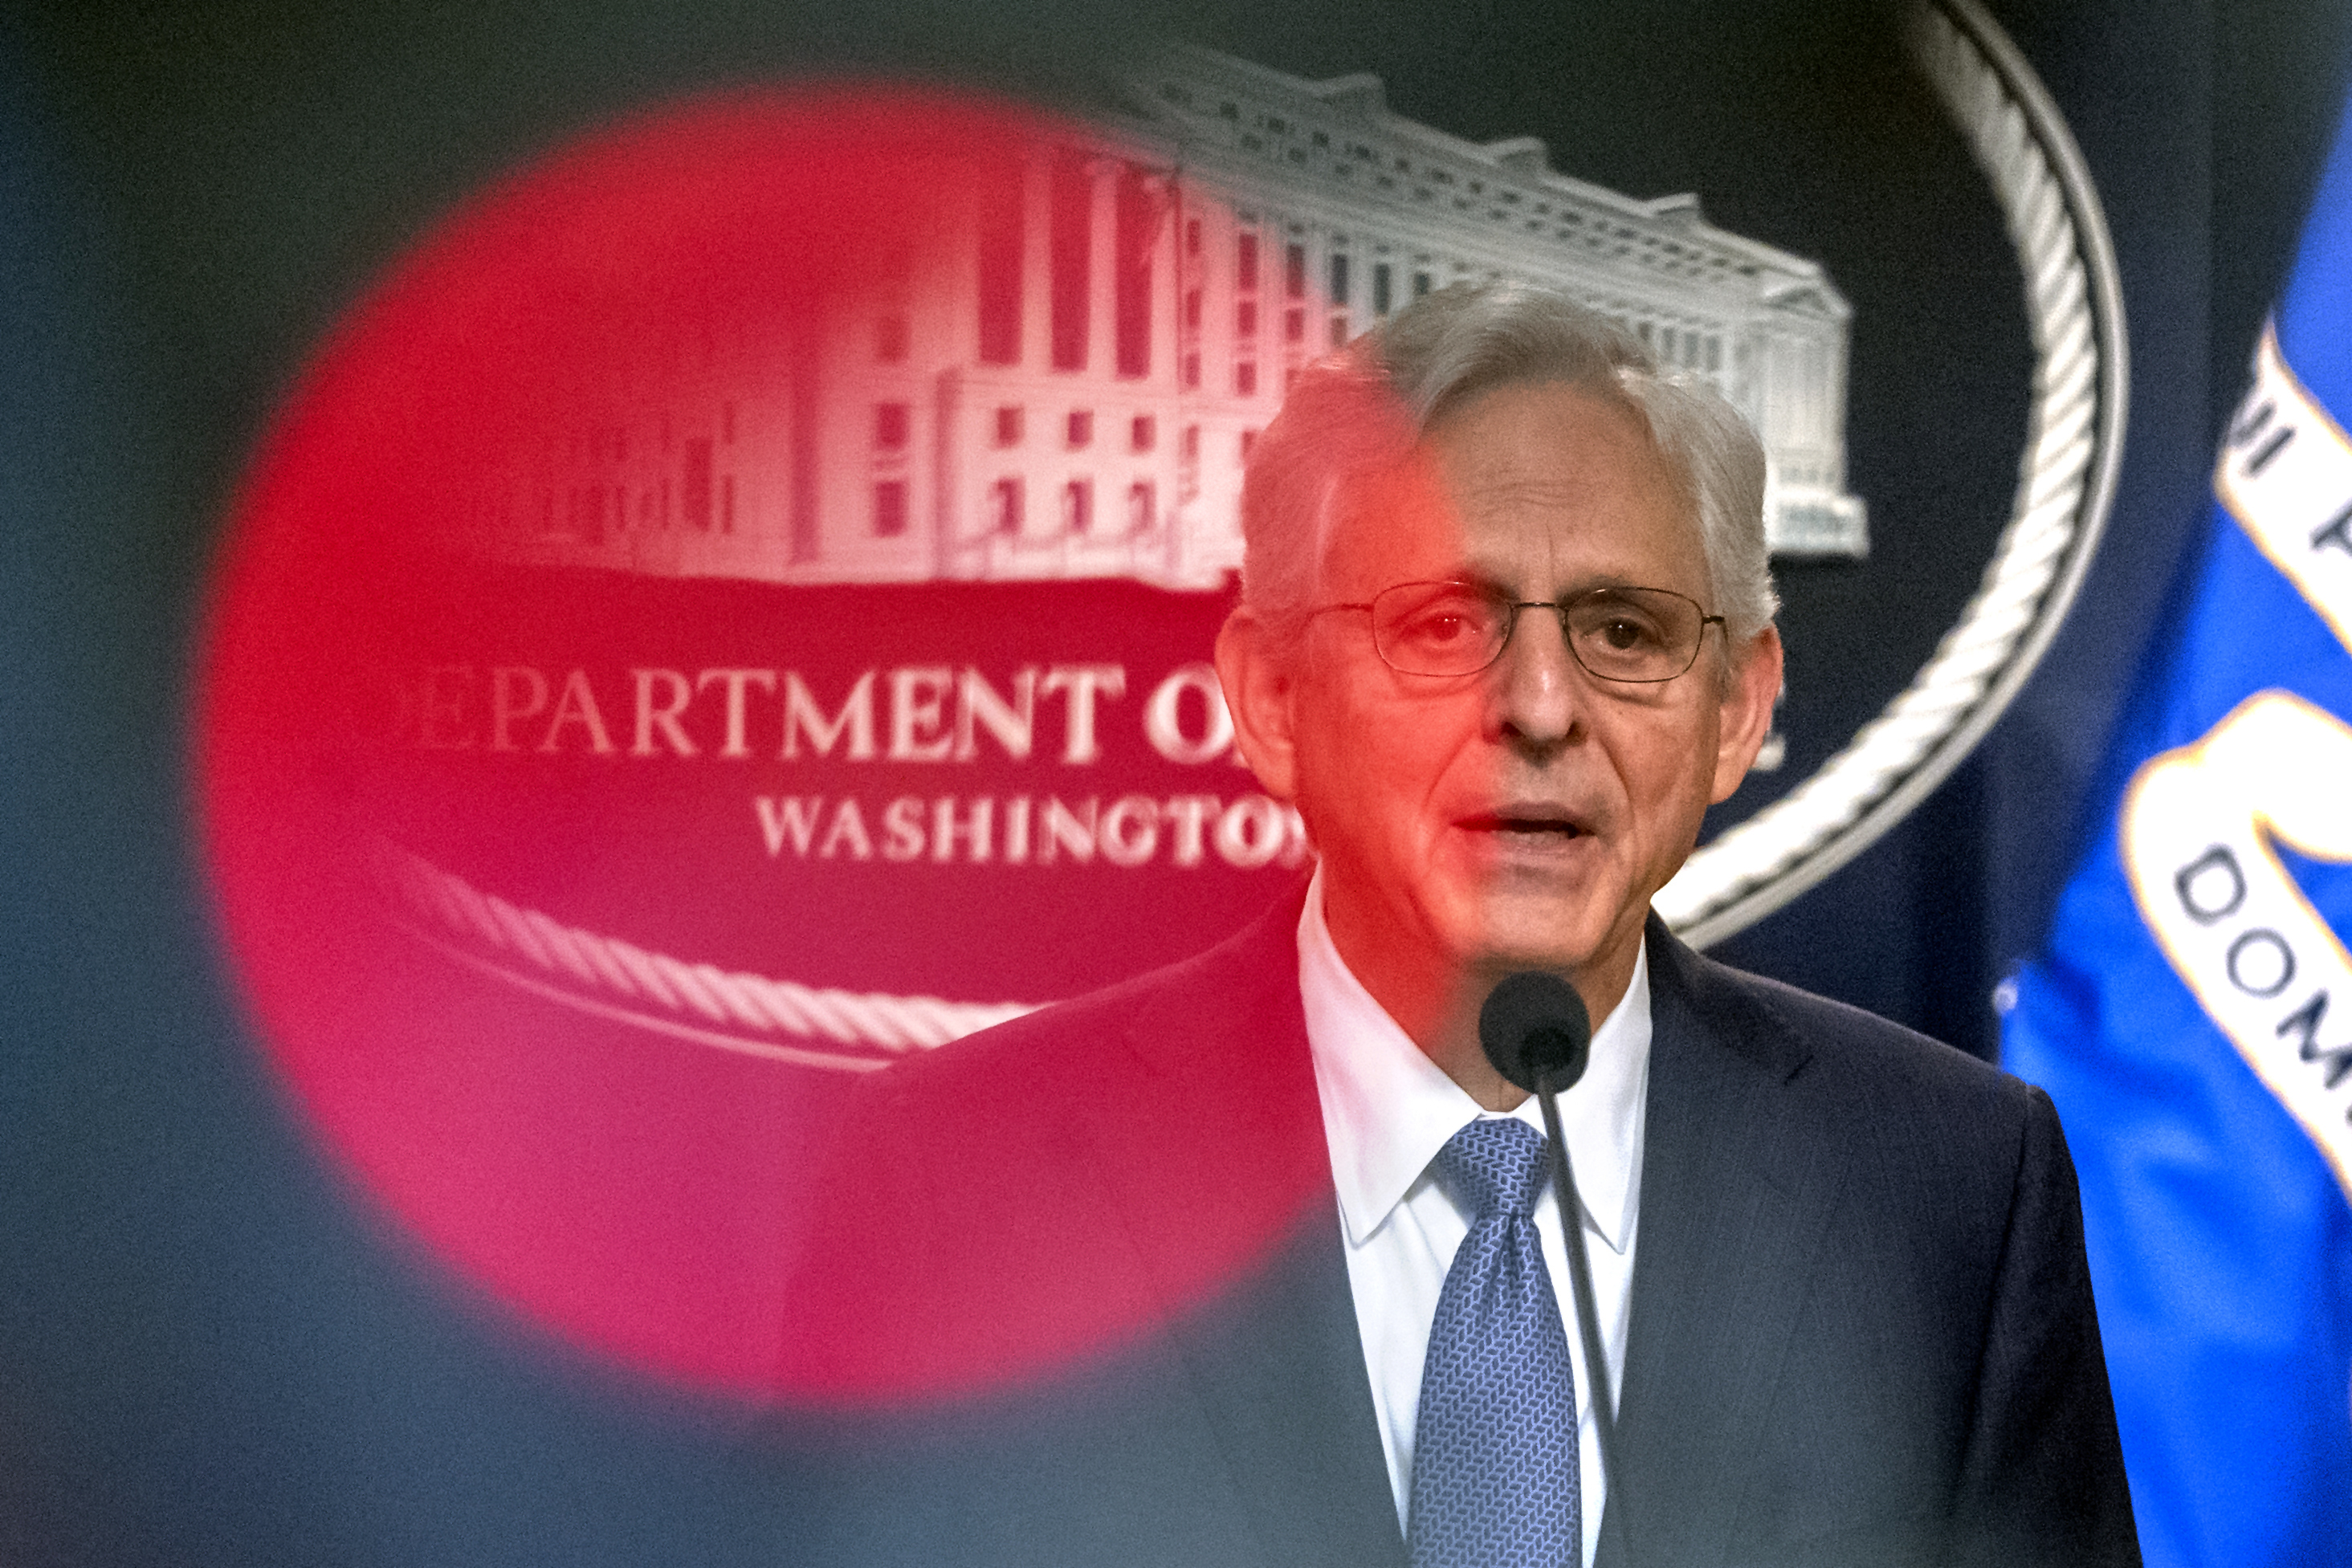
<box><xmin>1237</xmin><ymin>280</ymin><xmax>1777</xmax><ymax>649</ymax></box>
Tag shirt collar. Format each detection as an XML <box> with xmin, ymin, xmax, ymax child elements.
<box><xmin>1298</xmin><ymin>869</ymin><xmax>1652</xmax><ymax>1254</ymax></box>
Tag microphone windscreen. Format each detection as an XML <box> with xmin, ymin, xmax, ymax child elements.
<box><xmin>1479</xmin><ymin>972</ymin><xmax>1592</xmax><ymax>1094</ymax></box>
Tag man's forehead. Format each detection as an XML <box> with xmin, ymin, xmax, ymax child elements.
<box><xmin>1425</xmin><ymin>383</ymin><xmax>1672</xmax><ymax>502</ymax></box>
<box><xmin>1323</xmin><ymin>394</ymin><xmax>1698</xmax><ymax>589</ymax></box>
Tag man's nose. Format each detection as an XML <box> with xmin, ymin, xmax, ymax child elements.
<box><xmin>1489</xmin><ymin>604</ymin><xmax>1582</xmax><ymax>749</ymax></box>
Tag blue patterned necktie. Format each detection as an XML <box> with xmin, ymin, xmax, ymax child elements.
<box><xmin>1406</xmin><ymin>1117</ymin><xmax>1580</xmax><ymax>1568</ymax></box>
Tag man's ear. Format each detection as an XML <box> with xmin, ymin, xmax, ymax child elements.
<box><xmin>1215</xmin><ymin>609</ymin><xmax>1301</xmax><ymax>800</ymax></box>
<box><xmin>1709</xmin><ymin>625</ymin><xmax>1783</xmax><ymax>804</ymax></box>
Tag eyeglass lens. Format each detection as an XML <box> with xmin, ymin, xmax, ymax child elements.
<box><xmin>1370</xmin><ymin>582</ymin><xmax>1706</xmax><ymax>682</ymax></box>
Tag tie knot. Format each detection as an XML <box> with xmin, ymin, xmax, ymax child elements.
<box><xmin>1434</xmin><ymin>1117</ymin><xmax>1551</xmax><ymax>1221</ymax></box>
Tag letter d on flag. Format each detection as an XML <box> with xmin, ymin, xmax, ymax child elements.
<box><xmin>2003</xmin><ymin>96</ymin><xmax>2352</xmax><ymax>1568</ymax></box>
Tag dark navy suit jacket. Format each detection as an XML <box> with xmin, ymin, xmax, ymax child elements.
<box><xmin>783</xmin><ymin>891</ymin><xmax>2139</xmax><ymax>1568</ymax></box>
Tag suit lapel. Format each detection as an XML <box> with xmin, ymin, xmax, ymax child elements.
<box><xmin>1069</xmin><ymin>894</ymin><xmax>1408</xmax><ymax>1568</ymax></box>
<box><xmin>1152</xmin><ymin>1203</ymin><xmax>1408</xmax><ymax>1568</ymax></box>
<box><xmin>1600</xmin><ymin>921</ymin><xmax>1854</xmax><ymax>1568</ymax></box>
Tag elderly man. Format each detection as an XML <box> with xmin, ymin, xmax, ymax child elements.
<box><xmin>788</xmin><ymin>283</ymin><xmax>2138</xmax><ymax>1568</ymax></box>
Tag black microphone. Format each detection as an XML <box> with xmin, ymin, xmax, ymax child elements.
<box><xmin>1480</xmin><ymin>971</ymin><xmax>1592</xmax><ymax>1097</ymax></box>
<box><xmin>1478</xmin><ymin>972</ymin><xmax>1622</xmax><ymax>1543</ymax></box>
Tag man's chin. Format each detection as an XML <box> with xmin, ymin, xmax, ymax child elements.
<box><xmin>1452</xmin><ymin>898</ymin><xmax>1621</xmax><ymax>982</ymax></box>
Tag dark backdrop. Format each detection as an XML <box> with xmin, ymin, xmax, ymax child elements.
<box><xmin>4</xmin><ymin>1</ymin><xmax>2349</xmax><ymax>1561</ymax></box>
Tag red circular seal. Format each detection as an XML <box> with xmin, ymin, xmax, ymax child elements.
<box><xmin>197</xmin><ymin>86</ymin><xmax>1315</xmax><ymax>1398</ymax></box>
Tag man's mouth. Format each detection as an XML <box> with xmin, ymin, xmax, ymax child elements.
<box><xmin>1459</xmin><ymin>808</ymin><xmax>1591</xmax><ymax>840</ymax></box>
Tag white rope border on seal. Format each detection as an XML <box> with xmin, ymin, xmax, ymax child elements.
<box><xmin>375</xmin><ymin>842</ymin><xmax>1038</xmax><ymax>1071</ymax></box>
<box><xmin>1657</xmin><ymin>0</ymin><xmax>2130</xmax><ymax>945</ymax></box>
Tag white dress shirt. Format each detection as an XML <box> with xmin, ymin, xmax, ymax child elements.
<box><xmin>1297</xmin><ymin>872</ymin><xmax>1651</xmax><ymax>1568</ymax></box>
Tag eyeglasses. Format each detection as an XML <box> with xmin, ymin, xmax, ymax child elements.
<box><xmin>1316</xmin><ymin>580</ymin><xmax>1725</xmax><ymax>682</ymax></box>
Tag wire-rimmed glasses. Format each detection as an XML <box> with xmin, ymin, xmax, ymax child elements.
<box><xmin>1319</xmin><ymin>580</ymin><xmax>1725</xmax><ymax>683</ymax></box>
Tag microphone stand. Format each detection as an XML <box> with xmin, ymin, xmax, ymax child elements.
<box><xmin>1534</xmin><ymin>1074</ymin><xmax>1621</xmax><ymax>1545</ymax></box>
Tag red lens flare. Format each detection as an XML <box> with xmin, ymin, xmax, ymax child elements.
<box><xmin>196</xmin><ymin>85</ymin><xmax>1345</xmax><ymax>1403</ymax></box>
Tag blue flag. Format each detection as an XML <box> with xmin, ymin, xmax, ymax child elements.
<box><xmin>2003</xmin><ymin>102</ymin><xmax>2352</xmax><ymax>1567</ymax></box>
